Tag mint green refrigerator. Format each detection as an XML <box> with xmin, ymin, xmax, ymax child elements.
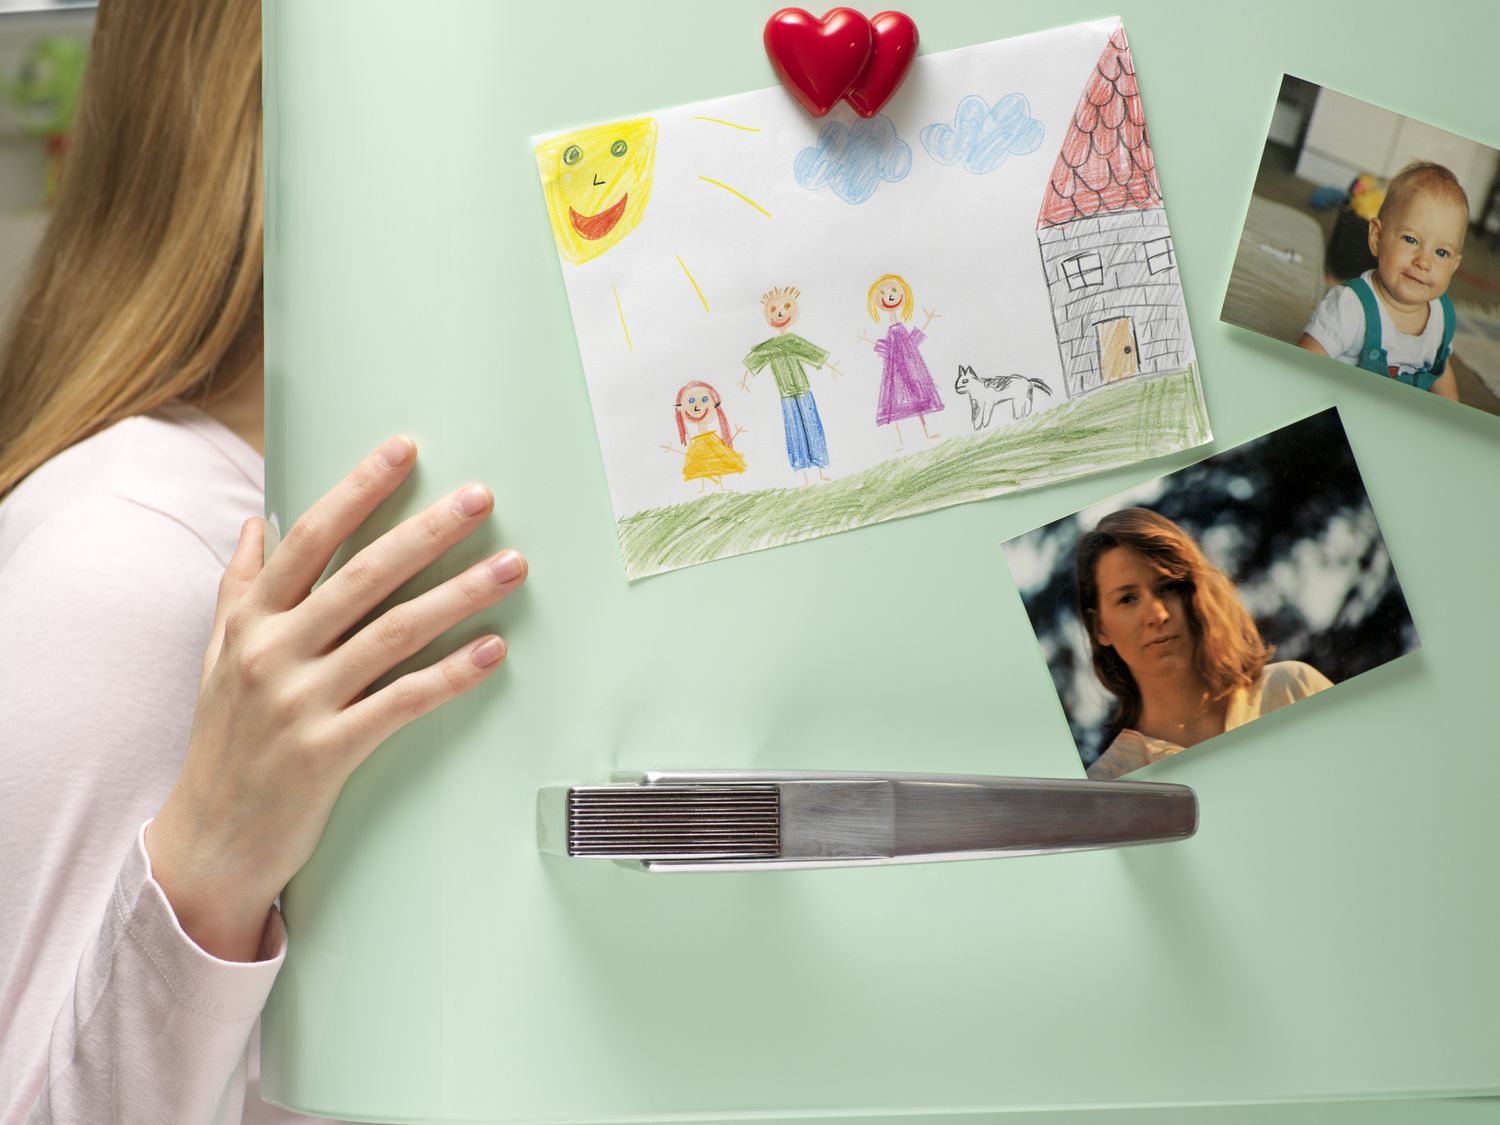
<box><xmin>259</xmin><ymin>1</ymin><xmax>1500</xmax><ymax>1121</ymax></box>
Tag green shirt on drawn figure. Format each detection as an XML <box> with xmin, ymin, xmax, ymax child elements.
<box><xmin>740</xmin><ymin>286</ymin><xmax>842</xmax><ymax>483</ymax></box>
<box><xmin>742</xmin><ymin>332</ymin><xmax>829</xmax><ymax>399</ymax></box>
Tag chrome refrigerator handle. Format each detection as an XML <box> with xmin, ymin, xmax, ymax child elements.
<box><xmin>538</xmin><ymin>770</ymin><xmax>1197</xmax><ymax>872</ymax></box>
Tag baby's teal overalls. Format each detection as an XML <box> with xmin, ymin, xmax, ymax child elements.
<box><xmin>1343</xmin><ymin>276</ymin><xmax>1455</xmax><ymax>391</ymax></box>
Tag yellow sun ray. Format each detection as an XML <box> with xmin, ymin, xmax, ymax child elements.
<box><xmin>689</xmin><ymin>116</ymin><xmax>761</xmax><ymax>132</ymax></box>
<box><xmin>698</xmin><ymin>176</ymin><xmax>772</xmax><ymax>219</ymax></box>
<box><xmin>676</xmin><ymin>255</ymin><xmax>710</xmax><ymax>313</ymax></box>
<box><xmin>612</xmin><ymin>283</ymin><xmax>632</xmax><ymax>351</ymax></box>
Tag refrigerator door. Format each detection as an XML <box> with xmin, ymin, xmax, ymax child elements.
<box><xmin>260</xmin><ymin>1</ymin><xmax>1500</xmax><ymax>1120</ymax></box>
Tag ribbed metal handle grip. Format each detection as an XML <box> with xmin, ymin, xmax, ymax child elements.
<box><xmin>540</xmin><ymin>771</ymin><xmax>1198</xmax><ymax>872</ymax></box>
<box><xmin>567</xmin><ymin>784</ymin><xmax>780</xmax><ymax>859</ymax></box>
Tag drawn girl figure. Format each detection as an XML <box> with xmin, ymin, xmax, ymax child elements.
<box><xmin>859</xmin><ymin>273</ymin><xmax>944</xmax><ymax>447</ymax></box>
<box><xmin>660</xmin><ymin>380</ymin><xmax>747</xmax><ymax>493</ymax></box>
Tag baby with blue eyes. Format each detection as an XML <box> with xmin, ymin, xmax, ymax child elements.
<box><xmin>1299</xmin><ymin>161</ymin><xmax>1467</xmax><ymax>401</ymax></box>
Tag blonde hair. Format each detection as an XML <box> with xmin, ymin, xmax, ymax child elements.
<box><xmin>867</xmin><ymin>274</ymin><xmax>913</xmax><ymax>322</ymax></box>
<box><xmin>1378</xmin><ymin>161</ymin><xmax>1469</xmax><ymax>233</ymax></box>
<box><xmin>0</xmin><ymin>0</ymin><xmax>263</xmax><ymax>501</ymax></box>
<box><xmin>761</xmin><ymin>285</ymin><xmax>800</xmax><ymax>307</ymax></box>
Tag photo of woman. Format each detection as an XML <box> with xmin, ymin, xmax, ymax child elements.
<box><xmin>1003</xmin><ymin>409</ymin><xmax>1418</xmax><ymax>778</ymax></box>
<box><xmin>1074</xmin><ymin>508</ymin><xmax>1331</xmax><ymax>779</ymax></box>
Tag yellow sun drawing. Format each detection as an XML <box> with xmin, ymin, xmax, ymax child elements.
<box><xmin>536</xmin><ymin>118</ymin><xmax>658</xmax><ymax>265</ymax></box>
<box><xmin>536</xmin><ymin>116</ymin><xmax>770</xmax><ymax>351</ymax></box>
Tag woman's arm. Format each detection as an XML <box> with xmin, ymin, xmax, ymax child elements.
<box><xmin>149</xmin><ymin>436</ymin><xmax>526</xmax><ymax>962</ymax></box>
<box><xmin>0</xmin><ymin>497</ymin><xmax>279</xmax><ymax>1124</ymax></box>
<box><xmin>4</xmin><ymin>436</ymin><xmax>525</xmax><ymax>1123</ymax></box>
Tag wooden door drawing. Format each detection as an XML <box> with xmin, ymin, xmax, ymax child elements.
<box><xmin>1097</xmin><ymin>316</ymin><xmax>1140</xmax><ymax>383</ymax></box>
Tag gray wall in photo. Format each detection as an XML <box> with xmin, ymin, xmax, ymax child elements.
<box><xmin>1037</xmin><ymin>206</ymin><xmax>1189</xmax><ymax>398</ymax></box>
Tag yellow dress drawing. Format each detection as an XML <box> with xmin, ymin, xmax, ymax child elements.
<box><xmin>682</xmin><ymin>431</ymin><xmax>746</xmax><ymax>482</ymax></box>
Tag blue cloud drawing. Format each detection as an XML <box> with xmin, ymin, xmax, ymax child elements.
<box><xmin>793</xmin><ymin>116</ymin><xmax>911</xmax><ymax>205</ymax></box>
<box><xmin>920</xmin><ymin>93</ymin><xmax>1045</xmax><ymax>174</ymax></box>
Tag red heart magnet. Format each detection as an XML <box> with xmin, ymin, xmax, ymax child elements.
<box><xmin>764</xmin><ymin>8</ymin><xmax>873</xmax><ymax>118</ymax></box>
<box><xmin>845</xmin><ymin>11</ymin><xmax>919</xmax><ymax>118</ymax></box>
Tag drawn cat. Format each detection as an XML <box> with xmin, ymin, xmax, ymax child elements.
<box><xmin>953</xmin><ymin>365</ymin><xmax>1052</xmax><ymax>431</ymax></box>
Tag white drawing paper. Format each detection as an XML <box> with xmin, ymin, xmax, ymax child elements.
<box><xmin>535</xmin><ymin>18</ymin><xmax>1209</xmax><ymax>579</ymax></box>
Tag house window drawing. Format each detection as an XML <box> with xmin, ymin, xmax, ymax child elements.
<box><xmin>1145</xmin><ymin>236</ymin><xmax>1175</xmax><ymax>274</ymax></box>
<box><xmin>1035</xmin><ymin>25</ymin><xmax>1192</xmax><ymax>398</ymax></box>
<box><xmin>1061</xmin><ymin>251</ymin><xmax>1104</xmax><ymax>291</ymax></box>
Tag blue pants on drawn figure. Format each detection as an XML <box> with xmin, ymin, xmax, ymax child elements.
<box><xmin>780</xmin><ymin>391</ymin><xmax>829</xmax><ymax>471</ymax></box>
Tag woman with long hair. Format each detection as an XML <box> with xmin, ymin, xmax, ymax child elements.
<box><xmin>0</xmin><ymin>3</ymin><xmax>526</xmax><ymax>1121</ymax></box>
<box><xmin>1074</xmin><ymin>508</ymin><xmax>1330</xmax><ymax>781</ymax></box>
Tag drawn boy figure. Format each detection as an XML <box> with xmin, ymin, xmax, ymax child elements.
<box><xmin>741</xmin><ymin>286</ymin><xmax>842</xmax><ymax>484</ymax></box>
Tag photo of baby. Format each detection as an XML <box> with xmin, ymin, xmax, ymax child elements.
<box><xmin>1221</xmin><ymin>77</ymin><xmax>1500</xmax><ymax>419</ymax></box>
<box><xmin>1298</xmin><ymin>162</ymin><xmax>1464</xmax><ymax>397</ymax></box>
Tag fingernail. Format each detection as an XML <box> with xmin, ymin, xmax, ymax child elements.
<box><xmin>378</xmin><ymin>435</ymin><xmax>413</xmax><ymax>468</ymax></box>
<box><xmin>470</xmin><ymin>636</ymin><xmax>506</xmax><ymax>668</ymax></box>
<box><xmin>455</xmin><ymin>484</ymin><xmax>491</xmax><ymax>518</ymax></box>
<box><xmin>488</xmin><ymin>550</ymin><xmax>526</xmax><ymax>584</ymax></box>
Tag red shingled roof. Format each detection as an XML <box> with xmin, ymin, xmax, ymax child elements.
<box><xmin>1037</xmin><ymin>25</ymin><xmax>1162</xmax><ymax>229</ymax></box>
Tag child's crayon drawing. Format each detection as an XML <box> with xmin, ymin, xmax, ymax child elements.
<box><xmin>536</xmin><ymin>118</ymin><xmax>658</xmax><ymax>265</ymax></box>
<box><xmin>954</xmin><ymin>365</ymin><xmax>1053</xmax><ymax>429</ymax></box>
<box><xmin>857</xmin><ymin>273</ymin><xmax>944</xmax><ymax>448</ymax></box>
<box><xmin>920</xmin><ymin>94</ymin><xmax>1045</xmax><ymax>174</ymax></box>
<box><xmin>533</xmin><ymin>19</ymin><xmax>1208</xmax><ymax>579</ymax></box>
<box><xmin>793</xmin><ymin>115</ymin><xmax>911</xmax><ymax>205</ymax></box>
<box><xmin>741</xmin><ymin>286</ymin><xmax>842</xmax><ymax>484</ymax></box>
<box><xmin>1034</xmin><ymin>25</ymin><xmax>1190</xmax><ymax>398</ymax></box>
<box><xmin>661</xmin><ymin>381</ymin><xmax>746</xmax><ymax>493</ymax></box>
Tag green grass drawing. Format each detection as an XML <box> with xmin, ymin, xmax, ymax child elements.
<box><xmin>618</xmin><ymin>365</ymin><xmax>1209</xmax><ymax>579</ymax></box>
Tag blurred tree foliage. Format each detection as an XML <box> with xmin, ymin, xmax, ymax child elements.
<box><xmin>1013</xmin><ymin>409</ymin><xmax>1418</xmax><ymax>764</ymax></box>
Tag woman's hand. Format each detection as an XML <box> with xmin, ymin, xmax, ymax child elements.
<box><xmin>146</xmin><ymin>435</ymin><xmax>527</xmax><ymax>962</ymax></box>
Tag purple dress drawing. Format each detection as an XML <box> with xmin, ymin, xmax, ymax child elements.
<box><xmin>874</xmin><ymin>322</ymin><xmax>944</xmax><ymax>425</ymax></box>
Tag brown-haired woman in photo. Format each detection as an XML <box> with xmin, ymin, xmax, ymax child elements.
<box><xmin>1074</xmin><ymin>508</ymin><xmax>1330</xmax><ymax>781</ymax></box>
<box><xmin>0</xmin><ymin>2</ymin><xmax>526</xmax><ymax>1121</ymax></box>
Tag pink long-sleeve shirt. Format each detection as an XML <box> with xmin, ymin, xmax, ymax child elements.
<box><xmin>0</xmin><ymin>403</ymin><xmax>329</xmax><ymax>1125</ymax></box>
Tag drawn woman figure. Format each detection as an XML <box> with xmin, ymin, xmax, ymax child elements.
<box><xmin>860</xmin><ymin>273</ymin><xmax>944</xmax><ymax>447</ymax></box>
<box><xmin>660</xmin><ymin>380</ymin><xmax>747</xmax><ymax>493</ymax></box>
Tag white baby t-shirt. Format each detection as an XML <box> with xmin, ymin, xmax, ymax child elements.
<box><xmin>1303</xmin><ymin>270</ymin><xmax>1446</xmax><ymax>379</ymax></box>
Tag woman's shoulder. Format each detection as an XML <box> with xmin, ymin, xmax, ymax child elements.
<box><xmin>1257</xmin><ymin>660</ymin><xmax>1335</xmax><ymax>705</ymax></box>
<box><xmin>1262</xmin><ymin>659</ymin><xmax>1333</xmax><ymax>688</ymax></box>
<box><xmin>0</xmin><ymin>402</ymin><xmax>261</xmax><ymax>573</ymax></box>
<box><xmin>0</xmin><ymin>410</ymin><xmax>259</xmax><ymax>712</ymax></box>
<box><xmin>1086</xmin><ymin>728</ymin><xmax>1182</xmax><ymax>780</ymax></box>
<box><xmin>0</xmin><ymin>485</ymin><xmax>226</xmax><ymax>650</ymax></box>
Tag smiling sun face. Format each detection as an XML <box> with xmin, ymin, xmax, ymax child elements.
<box><xmin>536</xmin><ymin>118</ymin><xmax>658</xmax><ymax>265</ymax></box>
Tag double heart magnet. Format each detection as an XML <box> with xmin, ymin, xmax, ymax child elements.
<box><xmin>763</xmin><ymin>8</ymin><xmax>919</xmax><ymax>119</ymax></box>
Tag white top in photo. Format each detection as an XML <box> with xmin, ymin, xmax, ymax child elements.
<box><xmin>1303</xmin><ymin>270</ymin><xmax>1446</xmax><ymax>377</ymax></box>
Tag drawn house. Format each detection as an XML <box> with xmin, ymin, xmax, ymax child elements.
<box><xmin>1036</xmin><ymin>26</ymin><xmax>1190</xmax><ymax>399</ymax></box>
